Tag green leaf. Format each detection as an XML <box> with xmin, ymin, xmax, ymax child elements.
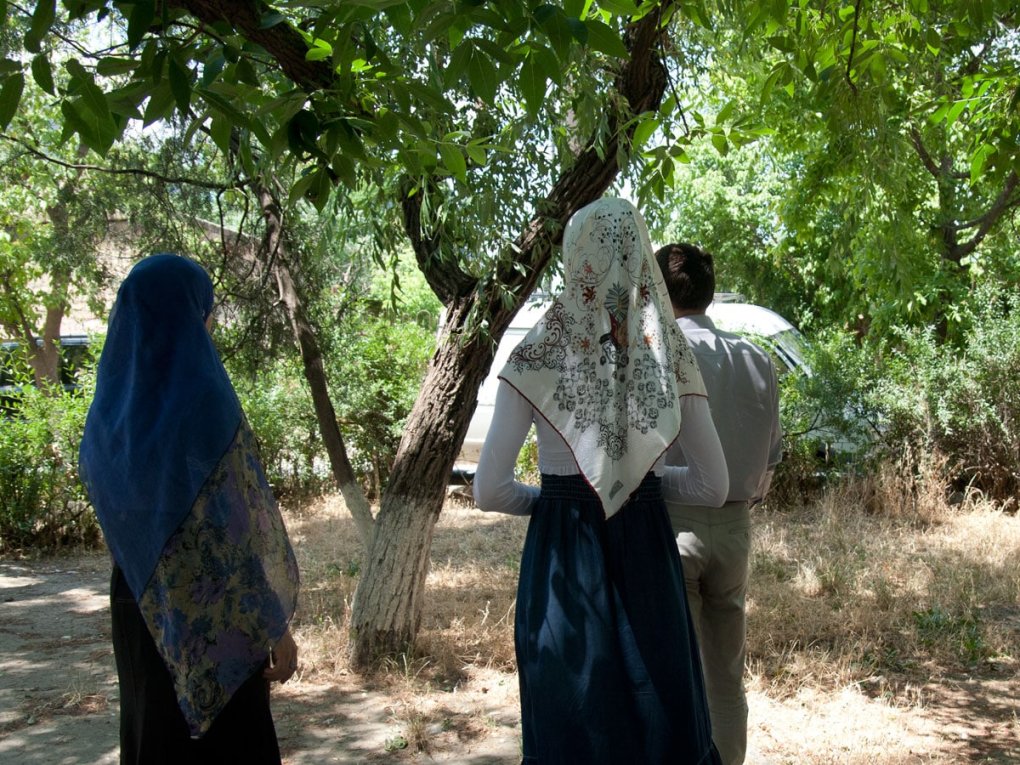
<box><xmin>466</xmin><ymin>46</ymin><xmax>499</xmax><ymax>104</ymax></box>
<box><xmin>518</xmin><ymin>53</ymin><xmax>547</xmax><ymax>116</ymax></box>
<box><xmin>24</xmin><ymin>0</ymin><xmax>54</xmax><ymax>54</ymax></box>
<box><xmin>0</xmin><ymin>73</ymin><xmax>24</xmax><ymax>131</ymax></box>
<box><xmin>127</xmin><ymin>1</ymin><xmax>156</xmax><ymax>50</ymax></box>
<box><xmin>198</xmin><ymin>88</ymin><xmax>271</xmax><ymax>146</ymax></box>
<box><xmin>65</xmin><ymin>59</ymin><xmax>114</xmax><ymax>127</ymax></box>
<box><xmin>31</xmin><ymin>54</ymin><xmax>54</xmax><ymax>95</ymax></box>
<box><xmin>465</xmin><ymin>140</ymin><xmax>487</xmax><ymax>166</ymax></box>
<box><xmin>946</xmin><ymin>99</ymin><xmax>967</xmax><ymax>126</ymax></box>
<box><xmin>61</xmin><ymin>98</ymin><xmax>116</xmax><ymax>155</ymax></box>
<box><xmin>564</xmin><ymin>0</ymin><xmax>585</xmax><ymax>17</ymax></box>
<box><xmin>306</xmin><ymin>45</ymin><xmax>333</xmax><ymax>62</ymax></box>
<box><xmin>209</xmin><ymin>113</ymin><xmax>233</xmax><ymax>156</ymax></box>
<box><xmin>97</xmin><ymin>57</ymin><xmax>139</xmax><ymax>76</ymax></box>
<box><xmin>306</xmin><ymin>166</ymin><xmax>334</xmax><ymax>211</ymax></box>
<box><xmin>536</xmin><ymin>5</ymin><xmax>573</xmax><ymax>60</ymax></box>
<box><xmin>716</xmin><ymin>99</ymin><xmax>737</xmax><ymax>124</ymax></box>
<box><xmin>584</xmin><ymin>19</ymin><xmax>628</xmax><ymax>57</ymax></box>
<box><xmin>235</xmin><ymin>58</ymin><xmax>260</xmax><ymax>87</ymax></box>
<box><xmin>168</xmin><ymin>56</ymin><xmax>192</xmax><ymax>113</ymax></box>
<box><xmin>439</xmin><ymin>142</ymin><xmax>467</xmax><ymax>180</ymax></box>
<box><xmin>632</xmin><ymin>116</ymin><xmax>658</xmax><ymax>148</ymax></box>
<box><xmin>259</xmin><ymin>11</ymin><xmax>286</xmax><ymax>29</ymax></box>
<box><xmin>446</xmin><ymin>42</ymin><xmax>471</xmax><ymax>90</ymax></box>
<box><xmin>711</xmin><ymin>131</ymin><xmax>728</xmax><ymax>155</ymax></box>
<box><xmin>288</xmin><ymin>168</ymin><xmax>318</xmax><ymax>207</ymax></box>
<box><xmin>597</xmin><ymin>0</ymin><xmax>641</xmax><ymax>16</ymax></box>
<box><xmin>969</xmin><ymin>143</ymin><xmax>995</xmax><ymax>183</ymax></box>
<box><xmin>142</xmin><ymin>81</ymin><xmax>175</xmax><ymax>125</ymax></box>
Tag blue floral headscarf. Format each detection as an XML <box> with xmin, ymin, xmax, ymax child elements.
<box><xmin>80</xmin><ymin>253</ymin><xmax>299</xmax><ymax>736</ymax></box>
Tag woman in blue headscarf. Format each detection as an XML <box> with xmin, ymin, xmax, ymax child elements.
<box><xmin>79</xmin><ymin>254</ymin><xmax>300</xmax><ymax>764</ymax></box>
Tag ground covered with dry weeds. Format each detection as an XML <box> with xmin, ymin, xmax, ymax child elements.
<box><xmin>1</xmin><ymin>473</ymin><xmax>1018</xmax><ymax>763</ymax></box>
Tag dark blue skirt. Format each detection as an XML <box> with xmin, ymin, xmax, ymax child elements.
<box><xmin>515</xmin><ymin>474</ymin><xmax>720</xmax><ymax>765</ymax></box>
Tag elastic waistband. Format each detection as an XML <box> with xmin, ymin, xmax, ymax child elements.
<box><xmin>540</xmin><ymin>473</ymin><xmax>662</xmax><ymax>503</ymax></box>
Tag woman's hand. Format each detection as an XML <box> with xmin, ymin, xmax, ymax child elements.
<box><xmin>264</xmin><ymin>628</ymin><xmax>298</xmax><ymax>684</ymax></box>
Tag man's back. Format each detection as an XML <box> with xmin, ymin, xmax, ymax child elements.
<box><xmin>670</xmin><ymin>313</ymin><xmax>782</xmax><ymax>505</ymax></box>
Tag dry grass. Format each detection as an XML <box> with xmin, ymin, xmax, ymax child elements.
<box><xmin>749</xmin><ymin>448</ymin><xmax>1020</xmax><ymax>711</ymax></box>
<box><xmin>280</xmin><ymin>453</ymin><xmax>1020</xmax><ymax>762</ymax></box>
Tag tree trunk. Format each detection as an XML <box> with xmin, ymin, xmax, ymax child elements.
<box><xmin>272</xmin><ymin>256</ymin><xmax>375</xmax><ymax>545</ymax></box>
<box><xmin>254</xmin><ymin>182</ymin><xmax>375</xmax><ymax>547</ymax></box>
<box><xmin>349</xmin><ymin>297</ymin><xmax>495</xmax><ymax>663</ymax></box>
<box><xmin>30</xmin><ymin>289</ymin><xmax>66</xmax><ymax>389</ymax></box>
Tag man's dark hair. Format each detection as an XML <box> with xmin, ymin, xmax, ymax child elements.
<box><xmin>654</xmin><ymin>242</ymin><xmax>715</xmax><ymax>312</ymax></box>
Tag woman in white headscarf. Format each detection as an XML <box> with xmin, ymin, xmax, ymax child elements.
<box><xmin>474</xmin><ymin>198</ymin><xmax>727</xmax><ymax>764</ymax></box>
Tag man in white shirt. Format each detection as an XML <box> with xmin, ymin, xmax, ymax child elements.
<box><xmin>655</xmin><ymin>243</ymin><xmax>783</xmax><ymax>765</ymax></box>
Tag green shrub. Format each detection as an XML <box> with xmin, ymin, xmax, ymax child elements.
<box><xmin>232</xmin><ymin>357</ymin><xmax>328</xmax><ymax>497</ymax></box>
<box><xmin>877</xmin><ymin>287</ymin><xmax>1020</xmax><ymax>502</ymax></box>
<box><xmin>327</xmin><ymin>314</ymin><xmax>436</xmax><ymax>500</ymax></box>
<box><xmin>0</xmin><ymin>376</ymin><xmax>99</xmax><ymax>551</ymax></box>
<box><xmin>780</xmin><ymin>328</ymin><xmax>885</xmax><ymax>462</ymax></box>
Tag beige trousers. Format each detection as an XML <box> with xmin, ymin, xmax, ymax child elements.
<box><xmin>668</xmin><ymin>502</ymin><xmax>751</xmax><ymax>765</ymax></box>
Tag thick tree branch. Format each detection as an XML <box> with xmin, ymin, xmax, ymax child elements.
<box><xmin>168</xmin><ymin>0</ymin><xmax>336</xmax><ymax>91</ymax></box>
<box><xmin>951</xmin><ymin>171</ymin><xmax>1020</xmax><ymax>261</ymax></box>
<box><xmin>400</xmin><ymin>179</ymin><xmax>476</xmax><ymax>304</ymax></box>
<box><xmin>846</xmin><ymin>0</ymin><xmax>863</xmax><ymax>95</ymax></box>
<box><xmin>909</xmin><ymin>126</ymin><xmax>941</xmax><ymax>179</ymax></box>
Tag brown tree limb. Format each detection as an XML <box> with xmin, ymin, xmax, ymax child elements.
<box><xmin>909</xmin><ymin>126</ymin><xmax>941</xmax><ymax>179</ymax></box>
<box><xmin>168</xmin><ymin>0</ymin><xmax>336</xmax><ymax>91</ymax></box>
<box><xmin>845</xmin><ymin>0</ymin><xmax>863</xmax><ymax>95</ymax></box>
<box><xmin>949</xmin><ymin>171</ymin><xmax>1020</xmax><ymax>262</ymax></box>
<box><xmin>253</xmin><ymin>179</ymin><xmax>376</xmax><ymax>547</ymax></box>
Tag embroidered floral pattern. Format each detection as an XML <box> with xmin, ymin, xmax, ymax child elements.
<box><xmin>500</xmin><ymin>199</ymin><xmax>705</xmax><ymax>516</ymax></box>
<box><xmin>507</xmin><ymin>205</ymin><xmax>699</xmax><ymax>461</ymax></box>
<box><xmin>137</xmin><ymin>420</ymin><xmax>299</xmax><ymax>737</ymax></box>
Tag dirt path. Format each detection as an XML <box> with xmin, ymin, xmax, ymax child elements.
<box><xmin>1</xmin><ymin>554</ymin><xmax>1017</xmax><ymax>764</ymax></box>
<box><xmin>0</xmin><ymin>555</ymin><xmax>520</xmax><ymax>765</ymax></box>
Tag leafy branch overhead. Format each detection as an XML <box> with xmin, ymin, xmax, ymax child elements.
<box><xmin>2</xmin><ymin>0</ymin><xmax>674</xmax><ymax>210</ymax></box>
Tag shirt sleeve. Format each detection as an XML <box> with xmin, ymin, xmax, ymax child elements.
<box><xmin>753</xmin><ymin>359</ymin><xmax>784</xmax><ymax>505</ymax></box>
<box><xmin>472</xmin><ymin>380</ymin><xmax>541</xmax><ymax>515</ymax></box>
<box><xmin>661</xmin><ymin>394</ymin><xmax>729</xmax><ymax>507</ymax></box>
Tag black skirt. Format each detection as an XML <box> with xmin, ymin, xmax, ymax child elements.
<box><xmin>515</xmin><ymin>474</ymin><xmax>720</xmax><ymax>765</ymax></box>
<box><xmin>110</xmin><ymin>565</ymin><xmax>282</xmax><ymax>765</ymax></box>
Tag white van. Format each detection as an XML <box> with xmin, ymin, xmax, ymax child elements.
<box><xmin>454</xmin><ymin>294</ymin><xmax>809</xmax><ymax>473</ymax></box>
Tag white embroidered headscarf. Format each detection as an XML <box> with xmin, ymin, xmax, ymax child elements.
<box><xmin>499</xmin><ymin>197</ymin><xmax>706</xmax><ymax>517</ymax></box>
